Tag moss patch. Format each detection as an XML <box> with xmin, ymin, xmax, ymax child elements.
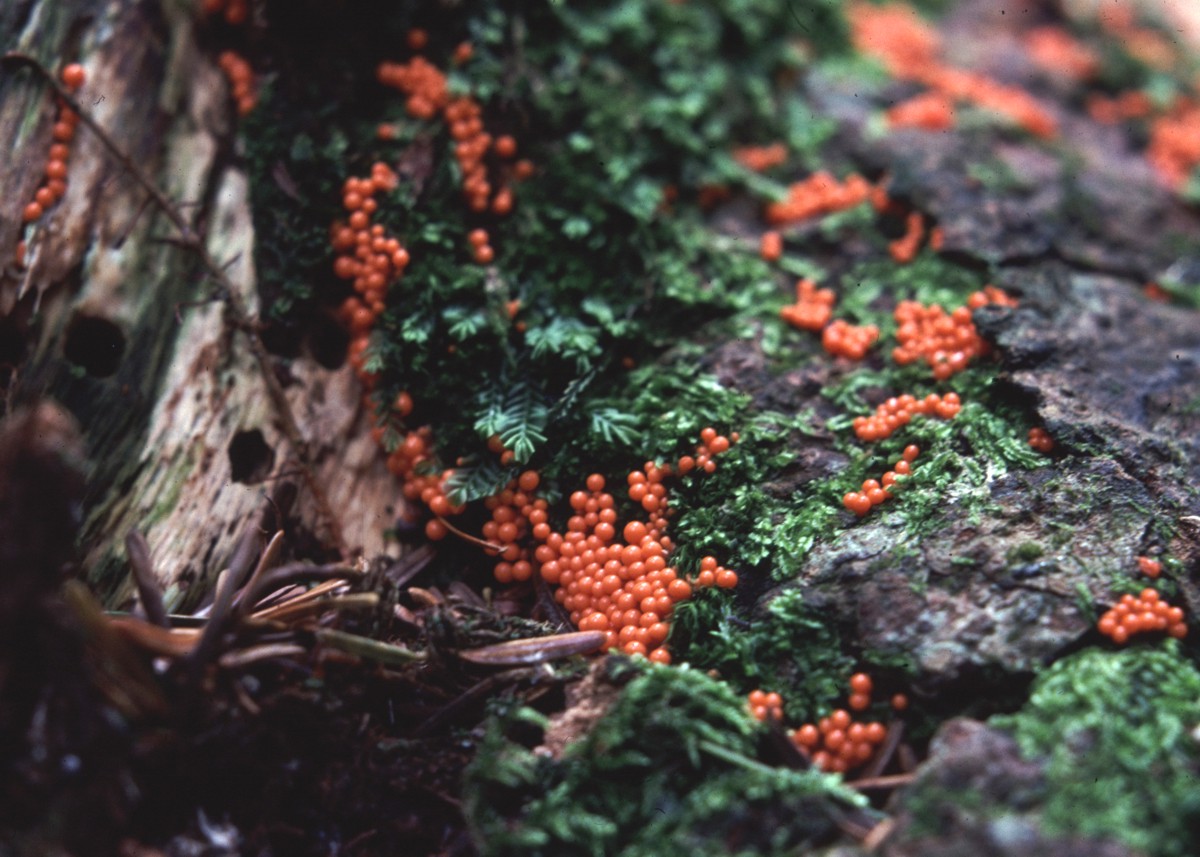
<box><xmin>992</xmin><ymin>643</ymin><xmax>1200</xmax><ymax>857</ymax></box>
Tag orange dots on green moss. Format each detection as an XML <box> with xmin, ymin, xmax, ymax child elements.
<box><xmin>1098</xmin><ymin>588</ymin><xmax>1187</xmax><ymax>644</ymax></box>
<box><xmin>780</xmin><ymin>279</ymin><xmax>835</xmax><ymax>332</ymax></box>
<box><xmin>1138</xmin><ymin>556</ymin><xmax>1163</xmax><ymax>579</ymax></box>
<box><xmin>886</xmin><ymin>92</ymin><xmax>954</xmax><ymax>131</ymax></box>
<box><xmin>843</xmin><ymin>447</ymin><xmax>920</xmax><ymax>516</ymax></box>
<box><xmin>1023</xmin><ymin>26</ymin><xmax>1099</xmax><ymax>82</ymax></box>
<box><xmin>733</xmin><ymin>143</ymin><xmax>787</xmax><ymax>172</ymax></box>
<box><xmin>1028</xmin><ymin>426</ymin><xmax>1054</xmax><ymax>454</ymax></box>
<box><xmin>759</xmin><ymin>230</ymin><xmax>782</xmax><ymax>262</ymax></box>
<box><xmin>851</xmin><ymin>3</ymin><xmax>1057</xmax><ymax>139</ymax></box>
<box><xmin>893</xmin><ymin>287</ymin><xmax>1015</xmax><ymax>379</ymax></box>
<box><xmin>888</xmin><ymin>211</ymin><xmax>925</xmax><ymax>263</ymax></box>
<box><xmin>747</xmin><ymin>690</ymin><xmax>784</xmax><ymax>722</ymax></box>
<box><xmin>1147</xmin><ymin>100</ymin><xmax>1200</xmax><ymax>190</ymax></box>
<box><xmin>1087</xmin><ymin>90</ymin><xmax>1152</xmax><ymax>125</ymax></box>
<box><xmin>788</xmin><ymin>673</ymin><xmax>893</xmax><ymax>774</ymax></box>
<box><xmin>331</xmin><ymin>162</ymin><xmax>407</xmax><ymax>381</ymax></box>
<box><xmin>852</xmin><ymin>392</ymin><xmax>959</xmax><ymax>441</ymax></box>
<box><xmin>764</xmin><ymin>171</ymin><xmax>873</xmax><ymax>226</ymax></box>
<box><xmin>822</xmin><ymin>319</ymin><xmax>879</xmax><ymax>361</ymax></box>
<box><xmin>778</xmin><ymin>279</ymin><xmax>878</xmax><ymax>362</ymax></box>
<box><xmin>485</xmin><ymin>430</ymin><xmax>742</xmax><ymax>663</ymax></box>
<box><xmin>217</xmin><ymin>50</ymin><xmax>256</xmax><ymax>116</ymax></box>
<box><xmin>377</xmin><ymin>53</ymin><xmax>527</xmax><ymax>220</ymax></box>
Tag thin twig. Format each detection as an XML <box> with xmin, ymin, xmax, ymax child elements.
<box><xmin>252</xmin><ymin>592</ymin><xmax>378</xmax><ymax>624</ymax></box>
<box><xmin>189</xmin><ymin>525</ymin><xmax>266</xmax><ymax>666</ymax></box>
<box><xmin>218</xmin><ymin>643</ymin><xmax>307</xmax><ymax>669</ymax></box>
<box><xmin>125</xmin><ymin>530</ymin><xmax>168</xmax><ymax>627</ymax></box>
<box><xmin>313</xmin><ymin>628</ymin><xmax>423</xmax><ymax>667</ymax></box>
<box><xmin>240</xmin><ymin>562</ymin><xmax>361</xmax><ymax>613</ymax></box>
<box><xmin>233</xmin><ymin>529</ymin><xmax>285</xmax><ymax>618</ymax></box>
<box><xmin>436</xmin><ymin>515</ymin><xmax>505</xmax><ymax>553</ymax></box>
<box><xmin>1</xmin><ymin>52</ymin><xmax>346</xmax><ymax>553</ymax></box>
<box><xmin>846</xmin><ymin>773</ymin><xmax>916</xmax><ymax>791</ymax></box>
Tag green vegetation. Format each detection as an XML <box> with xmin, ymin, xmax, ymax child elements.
<box><xmin>992</xmin><ymin>643</ymin><xmax>1200</xmax><ymax>857</ymax></box>
<box><xmin>245</xmin><ymin>0</ymin><xmax>848</xmax><ymax>480</ymax></box>
<box><xmin>234</xmin><ymin>2</ymin><xmax>1200</xmax><ymax>848</ymax></box>
<box><xmin>464</xmin><ymin>662</ymin><xmax>863</xmax><ymax>856</ymax></box>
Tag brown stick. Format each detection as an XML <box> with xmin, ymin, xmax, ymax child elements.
<box><xmin>125</xmin><ymin>530</ymin><xmax>168</xmax><ymax>627</ymax></box>
<box><xmin>847</xmin><ymin>773</ymin><xmax>917</xmax><ymax>791</ymax></box>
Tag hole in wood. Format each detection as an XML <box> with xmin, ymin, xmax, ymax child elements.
<box><xmin>228</xmin><ymin>428</ymin><xmax>275</xmax><ymax>484</ymax></box>
<box><xmin>62</xmin><ymin>312</ymin><xmax>125</xmax><ymax>378</ymax></box>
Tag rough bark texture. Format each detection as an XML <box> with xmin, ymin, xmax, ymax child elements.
<box><xmin>1</xmin><ymin>0</ymin><xmax>397</xmax><ymax>614</ymax></box>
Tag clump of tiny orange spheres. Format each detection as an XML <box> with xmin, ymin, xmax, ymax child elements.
<box><xmin>852</xmin><ymin>393</ymin><xmax>960</xmax><ymax>442</ymax></box>
<box><xmin>1098</xmin><ymin>588</ymin><xmax>1186</xmax><ymax>644</ymax></box>
<box><xmin>217</xmin><ymin>50</ymin><xmax>257</xmax><ymax>116</ymax></box>
<box><xmin>1027</xmin><ymin>426</ymin><xmax>1054</xmax><ymax>453</ymax></box>
<box><xmin>790</xmin><ymin>673</ymin><xmax>898</xmax><ymax>774</ymax></box>
<box><xmin>843</xmin><ymin>444</ymin><xmax>920</xmax><ymax>517</ymax></box>
<box><xmin>849</xmin><ymin>2</ymin><xmax>1058</xmax><ymax>139</ymax></box>
<box><xmin>21</xmin><ymin>63</ymin><xmax>85</xmax><ymax>230</ymax></box>
<box><xmin>893</xmin><ymin>286</ymin><xmax>1017</xmax><ymax>380</ymax></box>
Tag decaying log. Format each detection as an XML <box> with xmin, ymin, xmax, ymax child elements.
<box><xmin>1</xmin><ymin>0</ymin><xmax>400</xmax><ymax>612</ymax></box>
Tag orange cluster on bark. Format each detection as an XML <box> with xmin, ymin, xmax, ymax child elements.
<box><xmin>852</xmin><ymin>393</ymin><xmax>960</xmax><ymax>442</ymax></box>
<box><xmin>886</xmin><ymin>92</ymin><xmax>954</xmax><ymax>131</ymax></box>
<box><xmin>850</xmin><ymin>2</ymin><xmax>1058</xmax><ymax>139</ymax></box>
<box><xmin>217</xmin><ymin>50</ymin><xmax>256</xmax><ymax>116</ymax></box>
<box><xmin>842</xmin><ymin>445</ymin><xmax>920</xmax><ymax>517</ymax></box>
<box><xmin>21</xmin><ymin>64</ymin><xmax>85</xmax><ymax>230</ymax></box>
<box><xmin>888</xmin><ymin>211</ymin><xmax>926</xmax><ymax>263</ymax></box>
<box><xmin>892</xmin><ymin>286</ymin><xmax>1016</xmax><ymax>380</ymax></box>
<box><xmin>764</xmin><ymin>171</ymin><xmax>874</xmax><ymax>226</ymax></box>
<box><xmin>789</xmin><ymin>673</ymin><xmax>891</xmax><ymax>774</ymax></box>
<box><xmin>377</xmin><ymin>41</ymin><xmax>526</xmax><ymax>219</ymax></box>
<box><xmin>1098</xmin><ymin>588</ymin><xmax>1187</xmax><ymax>644</ymax></box>
<box><xmin>779</xmin><ymin>279</ymin><xmax>835</xmax><ymax>331</ymax></box>
<box><xmin>1027</xmin><ymin>426</ymin><xmax>1054</xmax><ymax>453</ymax></box>
<box><xmin>1147</xmin><ymin>100</ymin><xmax>1200</xmax><ymax>190</ymax></box>
<box><xmin>1023</xmin><ymin>26</ymin><xmax>1099</xmax><ymax>81</ymax></box>
<box><xmin>200</xmin><ymin>0</ymin><xmax>248</xmax><ymax>25</ymax></box>
<box><xmin>733</xmin><ymin>143</ymin><xmax>788</xmax><ymax>172</ymax></box>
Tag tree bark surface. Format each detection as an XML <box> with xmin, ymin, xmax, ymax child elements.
<box><xmin>1</xmin><ymin>0</ymin><xmax>396</xmax><ymax>612</ymax></box>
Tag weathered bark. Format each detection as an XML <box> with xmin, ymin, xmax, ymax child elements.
<box><xmin>1</xmin><ymin>0</ymin><xmax>398</xmax><ymax>613</ymax></box>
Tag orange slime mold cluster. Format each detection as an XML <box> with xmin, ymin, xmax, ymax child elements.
<box><xmin>852</xmin><ymin>393</ymin><xmax>960</xmax><ymax>441</ymax></box>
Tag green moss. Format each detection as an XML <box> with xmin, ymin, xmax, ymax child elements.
<box><xmin>1006</xmin><ymin>542</ymin><xmax>1045</xmax><ymax>565</ymax></box>
<box><xmin>671</xmin><ymin>588</ymin><xmax>895</xmax><ymax>723</ymax></box>
<box><xmin>992</xmin><ymin>643</ymin><xmax>1200</xmax><ymax>857</ymax></box>
<box><xmin>464</xmin><ymin>661</ymin><xmax>863</xmax><ymax>856</ymax></box>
